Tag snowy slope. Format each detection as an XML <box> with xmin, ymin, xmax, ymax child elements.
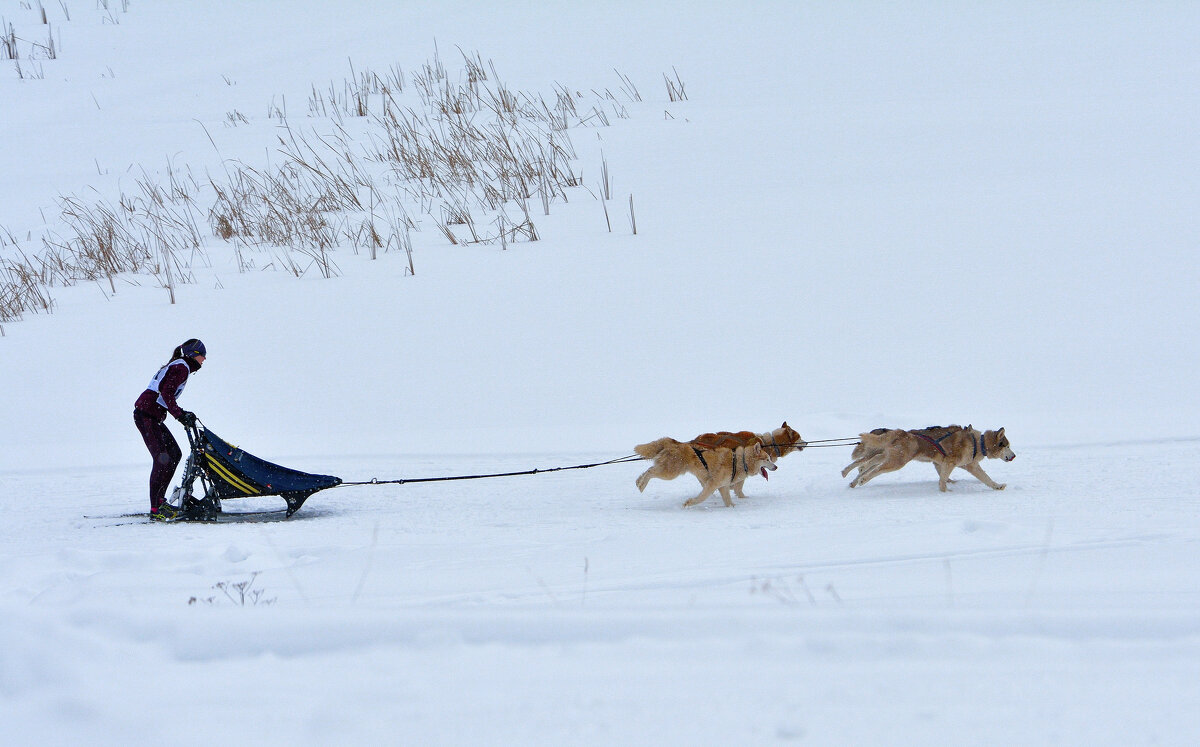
<box><xmin>2</xmin><ymin>1</ymin><xmax>1199</xmax><ymax>744</ymax></box>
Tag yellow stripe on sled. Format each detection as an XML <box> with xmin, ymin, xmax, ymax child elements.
<box><xmin>204</xmin><ymin>454</ymin><xmax>260</xmax><ymax>495</ymax></box>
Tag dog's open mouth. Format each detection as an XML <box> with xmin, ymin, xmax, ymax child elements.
<box><xmin>1005</xmin><ymin>455</ymin><xmax>1016</xmax><ymax>462</ymax></box>
<box><xmin>761</xmin><ymin>467</ymin><xmax>769</xmax><ymax>480</ymax></box>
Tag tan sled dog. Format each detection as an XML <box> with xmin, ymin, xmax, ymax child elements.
<box><xmin>635</xmin><ymin>439</ymin><xmax>778</xmax><ymax>507</ymax></box>
<box><xmin>689</xmin><ymin>421</ymin><xmax>806</xmax><ymax>460</ymax></box>
<box><xmin>841</xmin><ymin>425</ymin><xmax>1015</xmax><ymax>492</ymax></box>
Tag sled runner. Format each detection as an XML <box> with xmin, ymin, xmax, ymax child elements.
<box><xmin>165</xmin><ymin>420</ymin><xmax>341</xmax><ymax>520</ymax></box>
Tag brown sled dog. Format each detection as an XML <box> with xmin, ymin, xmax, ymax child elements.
<box><xmin>634</xmin><ymin>439</ymin><xmax>778</xmax><ymax>507</ymax></box>
<box><xmin>841</xmin><ymin>425</ymin><xmax>1015</xmax><ymax>492</ymax></box>
<box><xmin>689</xmin><ymin>421</ymin><xmax>806</xmax><ymax>460</ymax></box>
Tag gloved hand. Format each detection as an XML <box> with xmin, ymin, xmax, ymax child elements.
<box><xmin>178</xmin><ymin>411</ymin><xmax>197</xmax><ymax>427</ymax></box>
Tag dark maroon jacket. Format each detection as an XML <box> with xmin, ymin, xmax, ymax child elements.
<box><xmin>134</xmin><ymin>357</ymin><xmax>199</xmax><ymax>421</ymax></box>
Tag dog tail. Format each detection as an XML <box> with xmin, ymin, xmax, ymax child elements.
<box><xmin>851</xmin><ymin>430</ymin><xmax>886</xmax><ymax>459</ymax></box>
<box><xmin>634</xmin><ymin>437</ymin><xmax>676</xmax><ymax>459</ymax></box>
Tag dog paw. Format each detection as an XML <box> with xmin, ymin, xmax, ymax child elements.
<box><xmin>994</xmin><ymin>483</ymin><xmax>1007</xmax><ymax>490</ymax></box>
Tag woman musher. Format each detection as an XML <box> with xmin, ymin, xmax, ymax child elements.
<box><xmin>133</xmin><ymin>339</ymin><xmax>206</xmax><ymax>520</ymax></box>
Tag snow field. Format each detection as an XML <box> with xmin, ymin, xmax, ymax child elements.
<box><xmin>3</xmin><ymin>1</ymin><xmax>1200</xmax><ymax>743</ymax></box>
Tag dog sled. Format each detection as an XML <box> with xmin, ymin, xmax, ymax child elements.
<box><xmin>165</xmin><ymin>419</ymin><xmax>342</xmax><ymax>521</ymax></box>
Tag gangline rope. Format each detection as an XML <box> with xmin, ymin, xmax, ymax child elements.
<box><xmin>338</xmin><ymin>454</ymin><xmax>646</xmax><ymax>488</ymax></box>
<box><xmin>335</xmin><ymin>437</ymin><xmax>861</xmax><ymax>488</ymax></box>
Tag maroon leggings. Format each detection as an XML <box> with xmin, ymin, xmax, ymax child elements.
<box><xmin>134</xmin><ymin>411</ymin><xmax>182</xmax><ymax>511</ymax></box>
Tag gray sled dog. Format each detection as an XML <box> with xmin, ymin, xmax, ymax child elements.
<box><xmin>841</xmin><ymin>425</ymin><xmax>1015</xmax><ymax>492</ymax></box>
<box><xmin>634</xmin><ymin>439</ymin><xmax>778</xmax><ymax>507</ymax></box>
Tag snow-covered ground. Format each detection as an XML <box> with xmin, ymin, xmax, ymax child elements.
<box><xmin>2</xmin><ymin>2</ymin><xmax>1199</xmax><ymax>744</ymax></box>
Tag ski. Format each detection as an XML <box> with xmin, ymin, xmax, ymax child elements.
<box><xmin>87</xmin><ymin>508</ymin><xmax>291</xmax><ymax>526</ymax></box>
<box><xmin>83</xmin><ymin>512</ymin><xmax>149</xmax><ymax>520</ymax></box>
<box><xmin>201</xmin><ymin>509</ymin><xmax>292</xmax><ymax>523</ymax></box>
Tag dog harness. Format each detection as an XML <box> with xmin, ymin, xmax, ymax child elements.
<box><xmin>761</xmin><ymin>433</ymin><xmax>780</xmax><ymax>458</ymax></box>
<box><xmin>914</xmin><ymin>428</ymin><xmax>987</xmax><ymax>461</ymax></box>
<box><xmin>914</xmin><ymin>430</ymin><xmax>952</xmax><ymax>456</ymax></box>
<box><xmin>693</xmin><ymin>447</ymin><xmax>749</xmax><ymax>483</ymax></box>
